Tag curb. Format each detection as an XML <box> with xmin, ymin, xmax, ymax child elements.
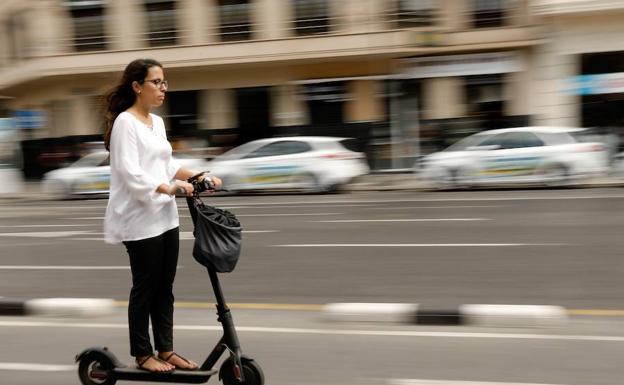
<box><xmin>322</xmin><ymin>303</ymin><xmax>568</xmax><ymax>327</ymax></box>
<box><xmin>0</xmin><ymin>177</ymin><xmax>622</xmax><ymax>200</ymax></box>
<box><xmin>0</xmin><ymin>298</ymin><xmax>116</xmax><ymax>317</ymax></box>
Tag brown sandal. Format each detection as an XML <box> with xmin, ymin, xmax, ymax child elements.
<box><xmin>161</xmin><ymin>352</ymin><xmax>199</xmax><ymax>371</ymax></box>
<box><xmin>136</xmin><ymin>355</ymin><xmax>174</xmax><ymax>373</ymax></box>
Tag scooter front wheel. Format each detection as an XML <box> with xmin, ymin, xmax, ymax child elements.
<box><xmin>220</xmin><ymin>357</ymin><xmax>264</xmax><ymax>385</ymax></box>
<box><xmin>78</xmin><ymin>356</ymin><xmax>116</xmax><ymax>385</ymax></box>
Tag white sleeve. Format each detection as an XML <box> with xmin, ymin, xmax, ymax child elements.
<box><xmin>158</xmin><ymin>122</ymin><xmax>182</xmax><ymax>180</ymax></box>
<box><xmin>110</xmin><ymin>117</ymin><xmax>169</xmax><ymax>203</ymax></box>
<box><xmin>168</xmin><ymin>156</ymin><xmax>182</xmax><ymax>181</ymax></box>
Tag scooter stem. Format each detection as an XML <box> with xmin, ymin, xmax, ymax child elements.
<box><xmin>205</xmin><ymin>268</ymin><xmax>244</xmax><ymax>376</ymax></box>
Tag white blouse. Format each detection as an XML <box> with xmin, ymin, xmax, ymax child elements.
<box><xmin>104</xmin><ymin>111</ymin><xmax>181</xmax><ymax>244</ymax></box>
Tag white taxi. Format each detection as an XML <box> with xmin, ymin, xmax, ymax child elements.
<box><xmin>206</xmin><ymin>136</ymin><xmax>369</xmax><ymax>193</ymax></box>
<box><xmin>42</xmin><ymin>151</ymin><xmax>209</xmax><ymax>198</ymax></box>
<box><xmin>420</xmin><ymin>127</ymin><xmax>609</xmax><ymax>189</ymax></box>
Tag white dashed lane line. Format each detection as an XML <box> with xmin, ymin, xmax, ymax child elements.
<box><xmin>0</xmin><ymin>363</ymin><xmax>76</xmax><ymax>372</ymax></box>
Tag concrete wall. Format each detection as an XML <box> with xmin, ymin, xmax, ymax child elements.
<box><xmin>422</xmin><ymin>77</ymin><xmax>466</xmax><ymax>120</ymax></box>
<box><xmin>108</xmin><ymin>0</ymin><xmax>147</xmax><ymax>50</ymax></box>
<box><xmin>530</xmin><ymin>12</ymin><xmax>624</xmax><ymax>126</ymax></box>
<box><xmin>201</xmin><ymin>89</ymin><xmax>237</xmax><ymax>130</ymax></box>
<box><xmin>345</xmin><ymin>80</ymin><xmax>384</xmax><ymax>122</ymax></box>
<box><xmin>271</xmin><ymin>84</ymin><xmax>308</xmax><ymax>126</ymax></box>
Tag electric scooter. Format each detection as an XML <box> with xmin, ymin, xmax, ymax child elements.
<box><xmin>75</xmin><ymin>175</ymin><xmax>264</xmax><ymax>385</ymax></box>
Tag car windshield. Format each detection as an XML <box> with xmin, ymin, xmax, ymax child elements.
<box><xmin>70</xmin><ymin>152</ymin><xmax>108</xmax><ymax>168</ymax></box>
<box><xmin>443</xmin><ymin>134</ymin><xmax>487</xmax><ymax>152</ymax></box>
<box><xmin>216</xmin><ymin>142</ymin><xmax>263</xmax><ymax>160</ymax></box>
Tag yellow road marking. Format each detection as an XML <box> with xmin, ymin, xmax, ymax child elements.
<box><xmin>567</xmin><ymin>309</ymin><xmax>624</xmax><ymax>316</ymax></box>
<box><xmin>113</xmin><ymin>301</ymin><xmax>323</xmax><ymax>311</ymax></box>
<box><xmin>111</xmin><ymin>302</ymin><xmax>624</xmax><ymax>316</ymax></box>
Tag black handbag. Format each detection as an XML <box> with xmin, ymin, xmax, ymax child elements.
<box><xmin>192</xmin><ymin>200</ymin><xmax>242</xmax><ymax>273</ymax></box>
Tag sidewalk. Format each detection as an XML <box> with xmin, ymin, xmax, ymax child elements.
<box><xmin>342</xmin><ymin>172</ymin><xmax>624</xmax><ymax>192</ymax></box>
<box><xmin>1</xmin><ymin>173</ymin><xmax>623</xmax><ymax>201</ymax></box>
<box><xmin>0</xmin><ymin>181</ymin><xmax>46</xmax><ymax>201</ymax></box>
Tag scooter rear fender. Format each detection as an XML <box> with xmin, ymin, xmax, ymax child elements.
<box><xmin>75</xmin><ymin>346</ymin><xmax>124</xmax><ymax>368</ymax></box>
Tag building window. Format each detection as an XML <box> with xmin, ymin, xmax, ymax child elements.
<box><xmin>5</xmin><ymin>11</ymin><xmax>30</xmax><ymax>61</ymax></box>
<box><xmin>63</xmin><ymin>0</ymin><xmax>108</xmax><ymax>52</ymax></box>
<box><xmin>472</xmin><ymin>0</ymin><xmax>506</xmax><ymax>28</ymax></box>
<box><xmin>581</xmin><ymin>51</ymin><xmax>624</xmax><ymax>133</ymax></box>
<box><xmin>218</xmin><ymin>0</ymin><xmax>252</xmax><ymax>42</ymax></box>
<box><xmin>144</xmin><ymin>0</ymin><xmax>177</xmax><ymax>47</ymax></box>
<box><xmin>465</xmin><ymin>74</ymin><xmax>505</xmax><ymax>130</ymax></box>
<box><xmin>394</xmin><ymin>0</ymin><xmax>436</xmax><ymax>28</ymax></box>
<box><xmin>303</xmin><ymin>82</ymin><xmax>347</xmax><ymax>125</ymax></box>
<box><xmin>166</xmin><ymin>90</ymin><xmax>199</xmax><ymax>135</ymax></box>
<box><xmin>293</xmin><ymin>0</ymin><xmax>330</xmax><ymax>36</ymax></box>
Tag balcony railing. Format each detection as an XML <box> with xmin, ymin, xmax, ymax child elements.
<box><xmin>2</xmin><ymin>0</ymin><xmax>531</xmax><ymax>58</ymax></box>
<box><xmin>532</xmin><ymin>0</ymin><xmax>624</xmax><ymax>15</ymax></box>
<box><xmin>218</xmin><ymin>1</ymin><xmax>253</xmax><ymax>41</ymax></box>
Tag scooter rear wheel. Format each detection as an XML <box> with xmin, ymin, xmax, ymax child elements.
<box><xmin>220</xmin><ymin>357</ymin><xmax>264</xmax><ymax>385</ymax></box>
<box><xmin>78</xmin><ymin>357</ymin><xmax>116</xmax><ymax>385</ymax></box>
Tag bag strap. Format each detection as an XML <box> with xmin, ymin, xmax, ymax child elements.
<box><xmin>193</xmin><ymin>196</ymin><xmax>205</xmax><ymax>209</ymax></box>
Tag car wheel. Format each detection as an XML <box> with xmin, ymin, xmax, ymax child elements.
<box><xmin>43</xmin><ymin>180</ymin><xmax>70</xmax><ymax>200</ymax></box>
<box><xmin>221</xmin><ymin>175</ymin><xmax>241</xmax><ymax>195</ymax></box>
<box><xmin>537</xmin><ymin>164</ymin><xmax>569</xmax><ymax>187</ymax></box>
<box><xmin>291</xmin><ymin>172</ymin><xmax>321</xmax><ymax>193</ymax></box>
<box><xmin>435</xmin><ymin>168</ymin><xmax>464</xmax><ymax>190</ymax></box>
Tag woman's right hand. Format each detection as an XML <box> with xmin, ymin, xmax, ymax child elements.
<box><xmin>168</xmin><ymin>180</ymin><xmax>194</xmax><ymax>196</ymax></box>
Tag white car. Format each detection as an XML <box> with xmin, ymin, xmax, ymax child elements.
<box><xmin>420</xmin><ymin>127</ymin><xmax>609</xmax><ymax>189</ymax></box>
<box><xmin>612</xmin><ymin>152</ymin><xmax>624</xmax><ymax>178</ymax></box>
<box><xmin>42</xmin><ymin>151</ymin><xmax>209</xmax><ymax>198</ymax></box>
<box><xmin>205</xmin><ymin>136</ymin><xmax>369</xmax><ymax>193</ymax></box>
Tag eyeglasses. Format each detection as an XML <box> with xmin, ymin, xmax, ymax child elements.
<box><xmin>141</xmin><ymin>78</ymin><xmax>168</xmax><ymax>90</ymax></box>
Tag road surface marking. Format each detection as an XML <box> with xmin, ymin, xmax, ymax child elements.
<box><xmin>0</xmin><ymin>241</ymin><xmax>61</xmax><ymax>247</ymax></box>
<box><xmin>179</xmin><ymin>230</ymin><xmax>277</xmax><ymax>240</ymax></box>
<box><xmin>567</xmin><ymin>309</ymin><xmax>624</xmax><ymax>316</ymax></box>
<box><xmin>0</xmin><ymin>265</ymin><xmax>131</xmax><ymax>270</ymax></box>
<box><xmin>114</xmin><ymin>301</ymin><xmax>323</xmax><ymax>311</ymax></box>
<box><xmin>228</xmin><ymin>204</ymin><xmax>380</xmax><ymax>208</ymax></box>
<box><xmin>0</xmin><ymin>231</ymin><xmax>92</xmax><ymax>238</ymax></box>
<box><xmin>2</xmin><ymin>320</ymin><xmax>624</xmax><ymax>342</ymax></box>
<box><xmin>0</xmin><ymin>224</ymin><xmax>90</xmax><ymax>228</ymax></box>
<box><xmin>164</xmin><ymin>195</ymin><xmax>624</xmax><ymax>206</ymax></box>
<box><xmin>386</xmin><ymin>380</ymin><xmax>563</xmax><ymax>385</ymax></box>
<box><xmin>273</xmin><ymin>243</ymin><xmax>568</xmax><ymax>247</ymax></box>
<box><xmin>27</xmin><ymin>206</ymin><xmax>103</xmax><ymax>210</ymax></box>
<box><xmin>0</xmin><ymin>363</ymin><xmax>76</xmax><ymax>372</ymax></box>
<box><xmin>237</xmin><ymin>213</ymin><xmax>343</xmax><ymax>217</ymax></box>
<box><xmin>369</xmin><ymin>205</ymin><xmax>506</xmax><ymax>209</ymax></box>
<box><xmin>69</xmin><ymin>230</ymin><xmax>277</xmax><ymax>242</ymax></box>
<box><xmin>313</xmin><ymin>218</ymin><xmax>490</xmax><ymax>223</ymax></box>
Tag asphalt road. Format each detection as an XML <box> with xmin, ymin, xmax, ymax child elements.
<box><xmin>1</xmin><ymin>188</ymin><xmax>624</xmax><ymax>385</ymax></box>
<box><xmin>1</xmin><ymin>188</ymin><xmax>623</xmax><ymax>307</ymax></box>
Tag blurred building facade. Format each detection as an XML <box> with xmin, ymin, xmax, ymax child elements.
<box><xmin>532</xmin><ymin>0</ymin><xmax>624</xmax><ymax>155</ymax></box>
<box><xmin>0</xmin><ymin>0</ymin><xmax>539</xmax><ymax>175</ymax></box>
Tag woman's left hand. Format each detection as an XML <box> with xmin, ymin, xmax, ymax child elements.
<box><xmin>209</xmin><ymin>176</ymin><xmax>223</xmax><ymax>190</ymax></box>
<box><xmin>171</xmin><ymin>180</ymin><xmax>194</xmax><ymax>196</ymax></box>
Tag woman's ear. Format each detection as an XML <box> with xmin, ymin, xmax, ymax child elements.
<box><xmin>131</xmin><ymin>81</ymin><xmax>142</xmax><ymax>95</ymax></box>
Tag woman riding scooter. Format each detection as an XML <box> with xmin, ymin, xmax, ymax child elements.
<box><xmin>103</xmin><ymin>58</ymin><xmax>222</xmax><ymax>373</ymax></box>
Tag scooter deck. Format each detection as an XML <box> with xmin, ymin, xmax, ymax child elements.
<box><xmin>112</xmin><ymin>366</ymin><xmax>217</xmax><ymax>383</ymax></box>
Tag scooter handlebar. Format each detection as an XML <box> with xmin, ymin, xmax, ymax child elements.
<box><xmin>188</xmin><ymin>171</ymin><xmax>216</xmax><ymax>194</ymax></box>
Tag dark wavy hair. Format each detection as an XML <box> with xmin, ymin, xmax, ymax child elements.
<box><xmin>103</xmin><ymin>58</ymin><xmax>163</xmax><ymax>151</ymax></box>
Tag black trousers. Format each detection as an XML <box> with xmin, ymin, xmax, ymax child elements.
<box><xmin>123</xmin><ymin>227</ymin><xmax>179</xmax><ymax>357</ymax></box>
